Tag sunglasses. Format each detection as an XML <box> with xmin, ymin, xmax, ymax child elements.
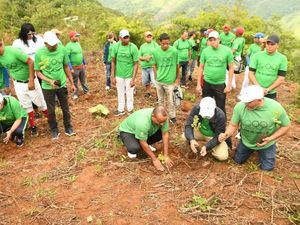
<box><xmin>123</xmin><ymin>36</ymin><xmax>130</xmax><ymax>39</ymax></box>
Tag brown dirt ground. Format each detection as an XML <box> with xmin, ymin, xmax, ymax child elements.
<box><xmin>0</xmin><ymin>53</ymin><xmax>299</xmax><ymax>225</ymax></box>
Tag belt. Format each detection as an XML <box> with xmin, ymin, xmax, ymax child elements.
<box><xmin>73</xmin><ymin>64</ymin><xmax>84</xmax><ymax>70</ymax></box>
<box><xmin>15</xmin><ymin>80</ymin><xmax>29</xmax><ymax>83</ymax></box>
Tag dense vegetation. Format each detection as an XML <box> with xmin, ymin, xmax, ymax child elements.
<box><xmin>0</xmin><ymin>0</ymin><xmax>299</xmax><ymax>85</ymax></box>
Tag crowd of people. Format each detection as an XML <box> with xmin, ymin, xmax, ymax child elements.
<box><xmin>0</xmin><ymin>23</ymin><xmax>291</xmax><ymax>172</ymax></box>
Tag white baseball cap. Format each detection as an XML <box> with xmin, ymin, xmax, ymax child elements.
<box><xmin>239</xmin><ymin>85</ymin><xmax>264</xmax><ymax>103</ymax></box>
<box><xmin>199</xmin><ymin>97</ymin><xmax>216</xmax><ymax>118</ymax></box>
<box><xmin>43</xmin><ymin>31</ymin><xmax>59</xmax><ymax>46</ymax></box>
<box><xmin>0</xmin><ymin>93</ymin><xmax>3</xmax><ymax>103</ymax></box>
<box><xmin>208</xmin><ymin>31</ymin><xmax>219</xmax><ymax>39</ymax></box>
<box><xmin>119</xmin><ymin>29</ymin><xmax>130</xmax><ymax>38</ymax></box>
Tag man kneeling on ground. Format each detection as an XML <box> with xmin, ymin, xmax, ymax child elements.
<box><xmin>119</xmin><ymin>106</ymin><xmax>174</xmax><ymax>171</ymax></box>
<box><xmin>184</xmin><ymin>97</ymin><xmax>232</xmax><ymax>160</ymax></box>
<box><xmin>218</xmin><ymin>85</ymin><xmax>291</xmax><ymax>170</ymax></box>
<box><xmin>0</xmin><ymin>93</ymin><xmax>28</xmax><ymax>147</ymax></box>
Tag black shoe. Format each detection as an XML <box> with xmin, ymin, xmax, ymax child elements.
<box><xmin>16</xmin><ymin>137</ymin><xmax>24</xmax><ymax>147</ymax></box>
<box><xmin>170</xmin><ymin>118</ymin><xmax>176</xmax><ymax>125</ymax></box>
<box><xmin>188</xmin><ymin>76</ymin><xmax>193</xmax><ymax>81</ymax></box>
<box><xmin>114</xmin><ymin>110</ymin><xmax>125</xmax><ymax>117</ymax></box>
<box><xmin>30</xmin><ymin>126</ymin><xmax>38</xmax><ymax>137</ymax></box>
<box><xmin>34</xmin><ymin>112</ymin><xmax>42</xmax><ymax>119</ymax></box>
<box><xmin>65</xmin><ymin>128</ymin><xmax>76</xmax><ymax>136</ymax></box>
<box><xmin>144</xmin><ymin>93</ymin><xmax>152</xmax><ymax>98</ymax></box>
<box><xmin>51</xmin><ymin>130</ymin><xmax>60</xmax><ymax>140</ymax></box>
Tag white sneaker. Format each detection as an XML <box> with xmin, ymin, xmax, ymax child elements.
<box><xmin>72</xmin><ymin>94</ymin><xmax>78</xmax><ymax>100</ymax></box>
<box><xmin>149</xmin><ymin>145</ymin><xmax>156</xmax><ymax>152</ymax></box>
<box><xmin>105</xmin><ymin>86</ymin><xmax>110</xmax><ymax>90</ymax></box>
<box><xmin>127</xmin><ymin>152</ymin><xmax>137</xmax><ymax>159</ymax></box>
<box><xmin>235</xmin><ymin>132</ymin><xmax>241</xmax><ymax>139</ymax></box>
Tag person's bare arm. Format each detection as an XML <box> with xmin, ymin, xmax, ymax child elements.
<box><xmin>264</xmin><ymin>76</ymin><xmax>285</xmax><ymax>95</ymax></box>
<box><xmin>64</xmin><ymin>64</ymin><xmax>76</xmax><ymax>92</ymax></box>
<box><xmin>196</xmin><ymin>63</ymin><xmax>204</xmax><ymax>92</ymax></box>
<box><xmin>249</xmin><ymin>70</ymin><xmax>259</xmax><ymax>85</ymax></box>
<box><xmin>139</xmin><ymin>140</ymin><xmax>165</xmax><ymax>171</ymax></box>
<box><xmin>257</xmin><ymin>124</ymin><xmax>290</xmax><ymax>147</ymax></box>
<box><xmin>3</xmin><ymin>118</ymin><xmax>22</xmax><ymax>144</ymax></box>
<box><xmin>218</xmin><ymin>122</ymin><xmax>239</xmax><ymax>142</ymax></box>
<box><xmin>162</xmin><ymin>131</ymin><xmax>174</xmax><ymax>168</ymax></box>
<box><xmin>27</xmin><ymin>58</ymin><xmax>35</xmax><ymax>90</ymax></box>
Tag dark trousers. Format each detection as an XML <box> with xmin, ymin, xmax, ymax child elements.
<box><xmin>42</xmin><ymin>87</ymin><xmax>72</xmax><ymax>132</ymax></box>
<box><xmin>234</xmin><ymin>140</ymin><xmax>276</xmax><ymax>171</ymax></box>
<box><xmin>202</xmin><ymin>80</ymin><xmax>226</xmax><ymax>114</ymax></box>
<box><xmin>0</xmin><ymin>117</ymin><xmax>28</xmax><ymax>139</ymax></box>
<box><xmin>265</xmin><ymin>92</ymin><xmax>277</xmax><ymax>100</ymax></box>
<box><xmin>105</xmin><ymin>63</ymin><xmax>111</xmax><ymax>87</ymax></box>
<box><xmin>73</xmin><ymin>68</ymin><xmax>89</xmax><ymax>95</ymax></box>
<box><xmin>179</xmin><ymin>61</ymin><xmax>189</xmax><ymax>85</ymax></box>
<box><xmin>119</xmin><ymin>129</ymin><xmax>162</xmax><ymax>154</ymax></box>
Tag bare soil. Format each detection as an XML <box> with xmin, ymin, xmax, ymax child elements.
<box><xmin>0</xmin><ymin>53</ymin><xmax>299</xmax><ymax>225</ymax></box>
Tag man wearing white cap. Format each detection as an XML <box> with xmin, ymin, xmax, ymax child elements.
<box><xmin>35</xmin><ymin>31</ymin><xmax>76</xmax><ymax>139</ymax></box>
<box><xmin>219</xmin><ymin>85</ymin><xmax>290</xmax><ymax>170</ymax></box>
<box><xmin>184</xmin><ymin>97</ymin><xmax>231</xmax><ymax>161</ymax></box>
<box><xmin>111</xmin><ymin>29</ymin><xmax>139</xmax><ymax>116</ymax></box>
<box><xmin>197</xmin><ymin>31</ymin><xmax>234</xmax><ymax>114</ymax></box>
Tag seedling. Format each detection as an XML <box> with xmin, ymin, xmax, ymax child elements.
<box><xmin>76</xmin><ymin>147</ymin><xmax>87</xmax><ymax>162</ymax></box>
<box><xmin>184</xmin><ymin>195</ymin><xmax>218</xmax><ymax>212</ymax></box>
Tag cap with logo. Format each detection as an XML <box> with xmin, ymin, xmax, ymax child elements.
<box><xmin>199</xmin><ymin>97</ymin><xmax>216</xmax><ymax>118</ymax></box>
<box><xmin>43</xmin><ymin>31</ymin><xmax>59</xmax><ymax>46</ymax></box>
<box><xmin>119</xmin><ymin>29</ymin><xmax>130</xmax><ymax>38</ymax></box>
<box><xmin>238</xmin><ymin>85</ymin><xmax>264</xmax><ymax>103</ymax></box>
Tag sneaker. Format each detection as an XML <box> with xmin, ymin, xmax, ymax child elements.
<box><xmin>105</xmin><ymin>86</ymin><xmax>110</xmax><ymax>90</ymax></box>
<box><xmin>149</xmin><ymin>145</ymin><xmax>156</xmax><ymax>152</ymax></box>
<box><xmin>180</xmin><ymin>85</ymin><xmax>188</xmax><ymax>89</ymax></box>
<box><xmin>16</xmin><ymin>137</ymin><xmax>24</xmax><ymax>147</ymax></box>
<box><xmin>127</xmin><ymin>152</ymin><xmax>137</xmax><ymax>159</ymax></box>
<box><xmin>235</xmin><ymin>132</ymin><xmax>241</xmax><ymax>139</ymax></box>
<box><xmin>65</xmin><ymin>128</ymin><xmax>76</xmax><ymax>136</ymax></box>
<box><xmin>72</xmin><ymin>94</ymin><xmax>79</xmax><ymax>100</ymax></box>
<box><xmin>114</xmin><ymin>110</ymin><xmax>125</xmax><ymax>117</ymax></box>
<box><xmin>51</xmin><ymin>130</ymin><xmax>60</xmax><ymax>140</ymax></box>
<box><xmin>188</xmin><ymin>76</ymin><xmax>193</xmax><ymax>81</ymax></box>
<box><xmin>170</xmin><ymin>118</ymin><xmax>177</xmax><ymax>125</ymax></box>
<box><xmin>30</xmin><ymin>126</ymin><xmax>38</xmax><ymax>137</ymax></box>
<box><xmin>34</xmin><ymin>112</ymin><xmax>42</xmax><ymax>119</ymax></box>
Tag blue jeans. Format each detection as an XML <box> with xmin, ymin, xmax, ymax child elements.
<box><xmin>141</xmin><ymin>67</ymin><xmax>155</xmax><ymax>86</ymax></box>
<box><xmin>73</xmin><ymin>68</ymin><xmax>89</xmax><ymax>96</ymax></box>
<box><xmin>234</xmin><ymin>140</ymin><xmax>276</xmax><ymax>171</ymax></box>
<box><xmin>105</xmin><ymin>63</ymin><xmax>111</xmax><ymax>87</ymax></box>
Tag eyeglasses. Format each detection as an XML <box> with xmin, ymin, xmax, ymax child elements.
<box><xmin>123</xmin><ymin>36</ymin><xmax>130</xmax><ymax>39</ymax></box>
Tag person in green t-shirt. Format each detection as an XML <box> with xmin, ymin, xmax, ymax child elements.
<box><xmin>111</xmin><ymin>29</ymin><xmax>139</xmax><ymax>116</ymax></box>
<box><xmin>35</xmin><ymin>31</ymin><xmax>76</xmax><ymax>139</ymax></box>
<box><xmin>173</xmin><ymin>31</ymin><xmax>191</xmax><ymax>88</ymax></box>
<box><xmin>249</xmin><ymin>34</ymin><xmax>287</xmax><ymax>100</ymax></box>
<box><xmin>103</xmin><ymin>32</ymin><xmax>117</xmax><ymax>90</ymax></box>
<box><xmin>219</xmin><ymin>85</ymin><xmax>290</xmax><ymax>170</ymax></box>
<box><xmin>240</xmin><ymin>32</ymin><xmax>265</xmax><ymax>96</ymax></box>
<box><xmin>228</xmin><ymin>27</ymin><xmax>245</xmax><ymax>89</ymax></box>
<box><xmin>0</xmin><ymin>67</ymin><xmax>9</xmax><ymax>95</ymax></box>
<box><xmin>152</xmin><ymin>33</ymin><xmax>180</xmax><ymax>124</ymax></box>
<box><xmin>139</xmin><ymin>31</ymin><xmax>159</xmax><ymax>98</ymax></box>
<box><xmin>219</xmin><ymin>25</ymin><xmax>236</xmax><ymax>48</ymax></box>
<box><xmin>184</xmin><ymin>97</ymin><xmax>232</xmax><ymax>161</ymax></box>
<box><xmin>198</xmin><ymin>28</ymin><xmax>208</xmax><ymax>60</ymax></box>
<box><xmin>187</xmin><ymin>31</ymin><xmax>199</xmax><ymax>81</ymax></box>
<box><xmin>119</xmin><ymin>106</ymin><xmax>174</xmax><ymax>171</ymax></box>
<box><xmin>0</xmin><ymin>40</ymin><xmax>48</xmax><ymax>137</ymax></box>
<box><xmin>197</xmin><ymin>31</ymin><xmax>234</xmax><ymax>114</ymax></box>
<box><xmin>0</xmin><ymin>94</ymin><xmax>28</xmax><ymax>147</ymax></box>
<box><xmin>65</xmin><ymin>31</ymin><xmax>89</xmax><ymax>100</ymax></box>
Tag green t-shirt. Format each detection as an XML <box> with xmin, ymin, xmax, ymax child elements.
<box><xmin>232</xmin><ymin>37</ymin><xmax>245</xmax><ymax>57</ymax></box>
<box><xmin>0</xmin><ymin>68</ymin><xmax>5</xmax><ymax>89</ymax></box>
<box><xmin>139</xmin><ymin>41</ymin><xmax>159</xmax><ymax>68</ymax></box>
<box><xmin>220</xmin><ymin>32</ymin><xmax>236</xmax><ymax>48</ymax></box>
<box><xmin>173</xmin><ymin>39</ymin><xmax>191</xmax><ymax>62</ymax></box>
<box><xmin>34</xmin><ymin>45</ymin><xmax>70</xmax><ymax>90</ymax></box>
<box><xmin>152</xmin><ymin>46</ymin><xmax>179</xmax><ymax>84</ymax></box>
<box><xmin>249</xmin><ymin>51</ymin><xmax>288</xmax><ymax>94</ymax></box>
<box><xmin>65</xmin><ymin>41</ymin><xmax>83</xmax><ymax>66</ymax></box>
<box><xmin>119</xmin><ymin>108</ymin><xmax>169</xmax><ymax>140</ymax></box>
<box><xmin>247</xmin><ymin>43</ymin><xmax>261</xmax><ymax>58</ymax></box>
<box><xmin>0</xmin><ymin>46</ymin><xmax>29</xmax><ymax>81</ymax></box>
<box><xmin>108</xmin><ymin>41</ymin><xmax>116</xmax><ymax>63</ymax></box>
<box><xmin>189</xmin><ymin>38</ymin><xmax>198</xmax><ymax>60</ymax></box>
<box><xmin>199</xmin><ymin>37</ymin><xmax>208</xmax><ymax>57</ymax></box>
<box><xmin>111</xmin><ymin>42</ymin><xmax>139</xmax><ymax>78</ymax></box>
<box><xmin>200</xmin><ymin>45</ymin><xmax>234</xmax><ymax>85</ymax></box>
<box><xmin>231</xmin><ymin>97</ymin><xmax>290</xmax><ymax>150</ymax></box>
<box><xmin>198</xmin><ymin>118</ymin><xmax>215</xmax><ymax>137</ymax></box>
<box><xmin>0</xmin><ymin>96</ymin><xmax>28</xmax><ymax>125</ymax></box>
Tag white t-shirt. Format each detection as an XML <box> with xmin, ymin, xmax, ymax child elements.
<box><xmin>12</xmin><ymin>35</ymin><xmax>45</xmax><ymax>60</ymax></box>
